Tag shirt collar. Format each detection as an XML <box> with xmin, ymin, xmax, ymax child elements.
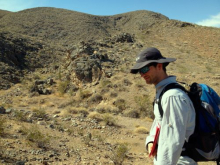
<box><xmin>155</xmin><ymin>76</ymin><xmax>177</xmax><ymax>94</ymax></box>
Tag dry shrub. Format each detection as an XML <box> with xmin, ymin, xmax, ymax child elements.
<box><xmin>58</xmin><ymin>80</ymin><xmax>70</xmax><ymax>95</ymax></box>
<box><xmin>134</xmin><ymin>94</ymin><xmax>153</xmax><ymax>118</ymax></box>
<box><xmin>110</xmin><ymin>91</ymin><xmax>118</xmax><ymax>97</ymax></box>
<box><xmin>67</xmin><ymin>108</ymin><xmax>78</xmax><ymax>114</ymax></box>
<box><xmin>77</xmin><ymin>107</ymin><xmax>89</xmax><ymax>117</ymax></box>
<box><xmin>88</xmin><ymin>93</ymin><xmax>103</xmax><ymax>103</ymax></box>
<box><xmin>110</xmin><ymin>142</ymin><xmax>129</xmax><ymax>165</ymax></box>
<box><xmin>144</xmin><ymin>117</ymin><xmax>154</xmax><ymax>122</ymax></box>
<box><xmin>102</xmin><ymin>113</ymin><xmax>117</xmax><ymax>126</ymax></box>
<box><xmin>100</xmin><ymin>79</ymin><xmax>112</xmax><ymax>88</ymax></box>
<box><xmin>32</xmin><ymin>108</ymin><xmax>47</xmax><ymax>119</ymax></box>
<box><xmin>113</xmin><ymin>98</ymin><xmax>126</xmax><ymax>112</ymax></box>
<box><xmin>57</xmin><ymin>98</ymin><xmax>77</xmax><ymax>109</ymax></box>
<box><xmin>79</xmin><ymin>89</ymin><xmax>92</xmax><ymax>99</ymax></box>
<box><xmin>96</xmin><ymin>104</ymin><xmax>120</xmax><ymax>114</ymax></box>
<box><xmin>95</xmin><ymin>104</ymin><xmax>111</xmax><ymax>113</ymax></box>
<box><xmin>14</xmin><ymin>110</ymin><xmax>28</xmax><ymax>122</ymax></box>
<box><xmin>0</xmin><ymin>116</ymin><xmax>5</xmax><ymax>136</ymax></box>
<box><xmin>135</xmin><ymin>79</ymin><xmax>146</xmax><ymax>88</ymax></box>
<box><xmin>123</xmin><ymin>109</ymin><xmax>140</xmax><ymax>118</ymax></box>
<box><xmin>88</xmin><ymin>112</ymin><xmax>103</xmax><ymax>121</ymax></box>
<box><xmin>134</xmin><ymin>126</ymin><xmax>149</xmax><ymax>134</ymax></box>
<box><xmin>92</xmin><ymin>130</ymin><xmax>105</xmax><ymax>143</ymax></box>
<box><xmin>68</xmin><ymin>107</ymin><xmax>89</xmax><ymax>117</ymax></box>
<box><xmin>100</xmin><ymin>88</ymin><xmax>110</xmax><ymax>95</ymax></box>
<box><xmin>123</xmin><ymin>78</ymin><xmax>132</xmax><ymax>86</ymax></box>
<box><xmin>21</xmin><ymin>126</ymin><xmax>50</xmax><ymax>148</ymax></box>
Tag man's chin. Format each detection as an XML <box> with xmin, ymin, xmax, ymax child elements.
<box><xmin>145</xmin><ymin>81</ymin><xmax>152</xmax><ymax>85</ymax></box>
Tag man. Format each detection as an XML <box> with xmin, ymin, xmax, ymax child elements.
<box><xmin>130</xmin><ymin>47</ymin><xmax>197</xmax><ymax>165</ymax></box>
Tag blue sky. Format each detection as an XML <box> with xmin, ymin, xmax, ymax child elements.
<box><xmin>0</xmin><ymin>0</ymin><xmax>220</xmax><ymax>28</ymax></box>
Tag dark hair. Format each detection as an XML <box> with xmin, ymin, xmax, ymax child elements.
<box><xmin>149</xmin><ymin>62</ymin><xmax>168</xmax><ymax>72</ymax></box>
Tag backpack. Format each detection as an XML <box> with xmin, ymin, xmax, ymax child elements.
<box><xmin>158</xmin><ymin>82</ymin><xmax>220</xmax><ymax>164</ymax></box>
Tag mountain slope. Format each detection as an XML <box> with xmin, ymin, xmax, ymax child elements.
<box><xmin>0</xmin><ymin>8</ymin><xmax>169</xmax><ymax>46</ymax></box>
<box><xmin>0</xmin><ymin>9</ymin><xmax>12</xmax><ymax>18</ymax></box>
<box><xmin>0</xmin><ymin>7</ymin><xmax>219</xmax><ymax>90</ymax></box>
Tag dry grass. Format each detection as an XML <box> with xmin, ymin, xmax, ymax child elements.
<box><xmin>0</xmin><ymin>116</ymin><xmax>5</xmax><ymax>136</ymax></box>
<box><xmin>88</xmin><ymin>111</ymin><xmax>103</xmax><ymax>121</ymax></box>
<box><xmin>134</xmin><ymin>126</ymin><xmax>149</xmax><ymax>134</ymax></box>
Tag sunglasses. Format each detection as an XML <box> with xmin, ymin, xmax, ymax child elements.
<box><xmin>139</xmin><ymin>65</ymin><xmax>150</xmax><ymax>74</ymax></box>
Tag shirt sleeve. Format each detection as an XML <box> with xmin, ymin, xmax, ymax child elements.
<box><xmin>155</xmin><ymin>91</ymin><xmax>195</xmax><ymax>165</ymax></box>
<box><xmin>145</xmin><ymin>119</ymin><xmax>157</xmax><ymax>150</ymax></box>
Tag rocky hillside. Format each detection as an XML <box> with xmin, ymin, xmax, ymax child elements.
<box><xmin>0</xmin><ymin>7</ymin><xmax>171</xmax><ymax>89</ymax></box>
<box><xmin>0</xmin><ymin>7</ymin><xmax>219</xmax><ymax>165</ymax></box>
<box><xmin>0</xmin><ymin>7</ymin><xmax>219</xmax><ymax>90</ymax></box>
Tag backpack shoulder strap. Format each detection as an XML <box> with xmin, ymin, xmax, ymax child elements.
<box><xmin>158</xmin><ymin>83</ymin><xmax>186</xmax><ymax>117</ymax></box>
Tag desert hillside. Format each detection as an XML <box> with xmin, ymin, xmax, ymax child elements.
<box><xmin>0</xmin><ymin>7</ymin><xmax>219</xmax><ymax>165</ymax></box>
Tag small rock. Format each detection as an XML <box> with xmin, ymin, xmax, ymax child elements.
<box><xmin>0</xmin><ymin>106</ymin><xmax>6</xmax><ymax>114</ymax></box>
<box><xmin>37</xmin><ymin>121</ymin><xmax>47</xmax><ymax>125</ymax></box>
<box><xmin>5</xmin><ymin>108</ymin><xmax>13</xmax><ymax>114</ymax></box>
<box><xmin>53</xmin><ymin>114</ymin><xmax>59</xmax><ymax>118</ymax></box>
<box><xmin>16</xmin><ymin>161</ymin><xmax>26</xmax><ymax>165</ymax></box>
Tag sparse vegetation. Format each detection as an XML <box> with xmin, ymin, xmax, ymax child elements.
<box><xmin>0</xmin><ymin>116</ymin><xmax>5</xmax><ymax>136</ymax></box>
<box><xmin>79</xmin><ymin>89</ymin><xmax>92</xmax><ymax>99</ymax></box>
<box><xmin>58</xmin><ymin>80</ymin><xmax>70</xmax><ymax>95</ymax></box>
<box><xmin>32</xmin><ymin>107</ymin><xmax>47</xmax><ymax>119</ymax></box>
<box><xmin>123</xmin><ymin>109</ymin><xmax>140</xmax><ymax>118</ymax></box>
<box><xmin>134</xmin><ymin>126</ymin><xmax>149</xmax><ymax>134</ymax></box>
<box><xmin>110</xmin><ymin>142</ymin><xmax>129</xmax><ymax>165</ymax></box>
<box><xmin>100</xmin><ymin>79</ymin><xmax>112</xmax><ymax>88</ymax></box>
<box><xmin>14</xmin><ymin>110</ymin><xmax>27</xmax><ymax>122</ymax></box>
<box><xmin>88</xmin><ymin>93</ymin><xmax>103</xmax><ymax>103</ymax></box>
<box><xmin>88</xmin><ymin>111</ymin><xmax>103</xmax><ymax>121</ymax></box>
<box><xmin>95</xmin><ymin>104</ymin><xmax>120</xmax><ymax>114</ymax></box>
<box><xmin>92</xmin><ymin>130</ymin><xmax>105</xmax><ymax>143</ymax></box>
<box><xmin>22</xmin><ymin>126</ymin><xmax>50</xmax><ymax>148</ymax></box>
<box><xmin>110</xmin><ymin>91</ymin><xmax>118</xmax><ymax>97</ymax></box>
<box><xmin>113</xmin><ymin>98</ymin><xmax>126</xmax><ymax>112</ymax></box>
<box><xmin>102</xmin><ymin>113</ymin><xmax>117</xmax><ymax>126</ymax></box>
<box><xmin>77</xmin><ymin>107</ymin><xmax>89</xmax><ymax>117</ymax></box>
<box><xmin>83</xmin><ymin>132</ymin><xmax>92</xmax><ymax>145</ymax></box>
<box><xmin>177</xmin><ymin>64</ymin><xmax>188</xmax><ymax>74</ymax></box>
<box><xmin>206</xmin><ymin>65</ymin><xmax>213</xmax><ymax>73</ymax></box>
<box><xmin>134</xmin><ymin>94</ymin><xmax>153</xmax><ymax>118</ymax></box>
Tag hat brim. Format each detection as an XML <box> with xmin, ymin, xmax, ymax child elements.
<box><xmin>130</xmin><ymin>58</ymin><xmax>176</xmax><ymax>74</ymax></box>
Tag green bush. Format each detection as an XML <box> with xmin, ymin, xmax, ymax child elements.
<box><xmin>111</xmin><ymin>142</ymin><xmax>129</xmax><ymax>165</ymax></box>
<box><xmin>25</xmin><ymin>126</ymin><xmax>50</xmax><ymax>148</ymax></box>
<box><xmin>32</xmin><ymin>108</ymin><xmax>47</xmax><ymax>119</ymax></box>
<box><xmin>58</xmin><ymin>80</ymin><xmax>70</xmax><ymax>95</ymax></box>
<box><xmin>14</xmin><ymin>110</ymin><xmax>27</xmax><ymax>122</ymax></box>
<box><xmin>134</xmin><ymin>94</ymin><xmax>153</xmax><ymax>118</ymax></box>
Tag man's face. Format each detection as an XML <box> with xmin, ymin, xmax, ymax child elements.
<box><xmin>139</xmin><ymin>64</ymin><xmax>160</xmax><ymax>85</ymax></box>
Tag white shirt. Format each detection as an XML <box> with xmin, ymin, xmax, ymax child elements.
<box><xmin>146</xmin><ymin>76</ymin><xmax>196</xmax><ymax>165</ymax></box>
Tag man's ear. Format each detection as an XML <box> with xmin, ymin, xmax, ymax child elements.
<box><xmin>157</xmin><ymin>63</ymin><xmax>163</xmax><ymax>70</ymax></box>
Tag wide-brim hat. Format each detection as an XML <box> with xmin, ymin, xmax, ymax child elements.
<box><xmin>130</xmin><ymin>47</ymin><xmax>176</xmax><ymax>74</ymax></box>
